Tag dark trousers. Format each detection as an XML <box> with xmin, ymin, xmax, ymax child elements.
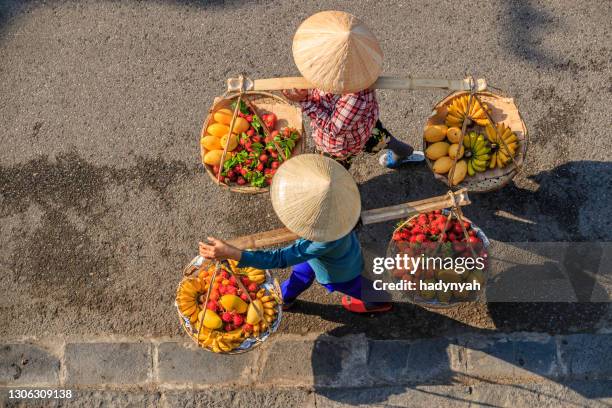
<box><xmin>322</xmin><ymin>120</ymin><xmax>414</xmax><ymax>170</ymax></box>
<box><xmin>280</xmin><ymin>262</ymin><xmax>363</xmax><ymax>303</ymax></box>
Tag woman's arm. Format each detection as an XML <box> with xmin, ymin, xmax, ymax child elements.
<box><xmin>198</xmin><ymin>237</ymin><xmax>343</xmax><ymax>270</ymax></box>
<box><xmin>282</xmin><ymin>89</ymin><xmax>325</xmax><ymax>120</ymax></box>
<box><xmin>198</xmin><ymin>238</ymin><xmax>242</xmax><ymax>261</ymax></box>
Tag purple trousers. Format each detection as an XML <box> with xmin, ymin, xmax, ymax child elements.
<box><xmin>281</xmin><ymin>262</ymin><xmax>363</xmax><ymax>303</ymax></box>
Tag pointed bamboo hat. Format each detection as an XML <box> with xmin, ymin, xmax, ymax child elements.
<box><xmin>292</xmin><ymin>10</ymin><xmax>383</xmax><ymax>94</ymax></box>
<box><xmin>270</xmin><ymin>154</ymin><xmax>361</xmax><ymax>242</ymax></box>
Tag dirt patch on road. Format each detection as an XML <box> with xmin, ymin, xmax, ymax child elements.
<box><xmin>0</xmin><ymin>152</ymin><xmax>198</xmax><ymax>333</ymax></box>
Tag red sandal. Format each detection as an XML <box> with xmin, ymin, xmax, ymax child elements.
<box><xmin>341</xmin><ymin>296</ymin><xmax>392</xmax><ymax>313</ymax></box>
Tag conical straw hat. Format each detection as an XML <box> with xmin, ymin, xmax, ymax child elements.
<box><xmin>292</xmin><ymin>10</ymin><xmax>383</xmax><ymax>94</ymax></box>
<box><xmin>270</xmin><ymin>154</ymin><xmax>361</xmax><ymax>242</ymax></box>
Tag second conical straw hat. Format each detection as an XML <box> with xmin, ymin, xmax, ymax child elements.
<box><xmin>292</xmin><ymin>10</ymin><xmax>383</xmax><ymax>94</ymax></box>
<box><xmin>270</xmin><ymin>154</ymin><xmax>361</xmax><ymax>242</ymax></box>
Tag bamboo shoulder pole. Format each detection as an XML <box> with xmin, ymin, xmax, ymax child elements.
<box><xmin>227</xmin><ymin>76</ymin><xmax>487</xmax><ymax>93</ymax></box>
<box><xmin>222</xmin><ymin>189</ymin><xmax>470</xmax><ymax>250</ymax></box>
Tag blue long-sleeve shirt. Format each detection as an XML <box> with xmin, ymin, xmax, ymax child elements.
<box><xmin>237</xmin><ymin>231</ymin><xmax>363</xmax><ymax>284</ymax></box>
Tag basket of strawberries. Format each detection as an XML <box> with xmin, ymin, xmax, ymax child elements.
<box><xmin>200</xmin><ymin>91</ymin><xmax>305</xmax><ymax>194</ymax></box>
<box><xmin>388</xmin><ymin>209</ymin><xmax>490</xmax><ymax>308</ymax></box>
<box><xmin>176</xmin><ymin>257</ymin><xmax>282</xmax><ymax>353</ymax></box>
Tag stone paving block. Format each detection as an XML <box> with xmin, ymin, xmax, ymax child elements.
<box><xmin>367</xmin><ymin>340</ymin><xmax>411</xmax><ymax>384</ymax></box>
<box><xmin>64</xmin><ymin>342</ymin><xmax>151</xmax><ymax>386</ymax></box>
<box><xmin>0</xmin><ymin>390</ymin><xmax>161</xmax><ymax>407</ymax></box>
<box><xmin>157</xmin><ymin>341</ymin><xmax>255</xmax><ymax>385</ymax></box>
<box><xmin>470</xmin><ymin>380</ymin><xmax>612</xmax><ymax>408</ymax></box>
<box><xmin>161</xmin><ymin>388</ymin><xmax>316</xmax><ymax>408</ymax></box>
<box><xmin>315</xmin><ymin>385</ymin><xmax>472</xmax><ymax>408</ymax></box>
<box><xmin>0</xmin><ymin>344</ymin><xmax>60</xmax><ymax>386</ymax></box>
<box><xmin>259</xmin><ymin>335</ymin><xmax>368</xmax><ymax>387</ymax></box>
<box><xmin>559</xmin><ymin>334</ymin><xmax>612</xmax><ymax>379</ymax></box>
<box><xmin>405</xmin><ymin>338</ymin><xmax>456</xmax><ymax>383</ymax></box>
<box><xmin>461</xmin><ymin>335</ymin><xmax>560</xmax><ymax>380</ymax></box>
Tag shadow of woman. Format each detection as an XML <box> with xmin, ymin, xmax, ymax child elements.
<box><xmin>357</xmin><ymin>160</ymin><xmax>611</xmax><ymax>335</ymax></box>
<box><xmin>310</xmin><ymin>160</ymin><xmax>612</xmax><ymax>404</ymax></box>
<box><xmin>298</xmin><ymin>300</ymin><xmax>611</xmax><ymax>406</ymax></box>
<box><xmin>465</xmin><ymin>161</ymin><xmax>611</xmax><ymax>334</ymax></box>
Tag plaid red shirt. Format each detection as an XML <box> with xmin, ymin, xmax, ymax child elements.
<box><xmin>299</xmin><ymin>89</ymin><xmax>379</xmax><ymax>157</ymax></box>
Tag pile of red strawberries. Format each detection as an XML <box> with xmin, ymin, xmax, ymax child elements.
<box><xmin>392</xmin><ymin>210</ymin><xmax>482</xmax><ymax>244</ymax></box>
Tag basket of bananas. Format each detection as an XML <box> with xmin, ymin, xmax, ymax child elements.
<box><xmin>422</xmin><ymin>91</ymin><xmax>528</xmax><ymax>192</ymax></box>
<box><xmin>176</xmin><ymin>257</ymin><xmax>282</xmax><ymax>354</ymax></box>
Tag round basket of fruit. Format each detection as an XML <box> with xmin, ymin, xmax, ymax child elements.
<box><xmin>176</xmin><ymin>257</ymin><xmax>282</xmax><ymax>354</ymax></box>
<box><xmin>200</xmin><ymin>91</ymin><xmax>305</xmax><ymax>194</ymax></box>
<box><xmin>423</xmin><ymin>91</ymin><xmax>528</xmax><ymax>192</ymax></box>
<box><xmin>387</xmin><ymin>209</ymin><xmax>490</xmax><ymax>308</ymax></box>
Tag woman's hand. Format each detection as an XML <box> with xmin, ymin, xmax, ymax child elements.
<box><xmin>198</xmin><ymin>237</ymin><xmax>242</xmax><ymax>261</ymax></box>
<box><xmin>282</xmin><ymin>88</ymin><xmax>308</xmax><ymax>102</ymax></box>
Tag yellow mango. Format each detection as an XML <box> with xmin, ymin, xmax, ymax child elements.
<box><xmin>220</xmin><ymin>133</ymin><xmax>239</xmax><ymax>151</ymax></box>
<box><xmin>467</xmin><ymin>270</ymin><xmax>485</xmax><ymax>286</ymax></box>
<box><xmin>437</xmin><ymin>290</ymin><xmax>452</xmax><ymax>303</ymax></box>
<box><xmin>450</xmin><ymin>159</ymin><xmax>468</xmax><ymax>186</ymax></box>
<box><xmin>448</xmin><ymin>143</ymin><xmax>465</xmax><ymax>159</ymax></box>
<box><xmin>200</xmin><ymin>309</ymin><xmax>223</xmax><ymax>329</ymax></box>
<box><xmin>246</xmin><ymin>299</ymin><xmax>264</xmax><ymax>325</ymax></box>
<box><xmin>230</xmin><ymin>117</ymin><xmax>249</xmax><ymax>134</ymax></box>
<box><xmin>203</xmin><ymin>150</ymin><xmax>233</xmax><ymax>166</ymax></box>
<box><xmin>433</xmin><ymin>156</ymin><xmax>453</xmax><ymax>174</ymax></box>
<box><xmin>425</xmin><ymin>142</ymin><xmax>450</xmax><ymax>160</ymax></box>
<box><xmin>207</xmin><ymin>123</ymin><xmax>230</xmax><ymax>138</ymax></box>
<box><xmin>447</xmin><ymin>127</ymin><xmax>463</xmax><ymax>144</ymax></box>
<box><xmin>423</xmin><ymin>125</ymin><xmax>448</xmax><ymax>143</ymax></box>
<box><xmin>436</xmin><ymin>269</ymin><xmax>462</xmax><ymax>283</ymax></box>
<box><xmin>219</xmin><ymin>294</ymin><xmax>248</xmax><ymax>314</ymax></box>
<box><xmin>213</xmin><ymin>108</ymin><xmax>233</xmax><ymax>125</ymax></box>
<box><xmin>201</xmin><ymin>135</ymin><xmax>222</xmax><ymax>151</ymax></box>
<box><xmin>419</xmin><ymin>279</ymin><xmax>436</xmax><ymax>299</ymax></box>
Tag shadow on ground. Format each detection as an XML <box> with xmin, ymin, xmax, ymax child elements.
<box><xmin>290</xmin><ymin>160</ymin><xmax>611</xmax><ymax>405</ymax></box>
<box><xmin>300</xmin><ymin>303</ymin><xmax>611</xmax><ymax>405</ymax></box>
<box><xmin>501</xmin><ymin>0</ymin><xmax>570</xmax><ymax>70</ymax></box>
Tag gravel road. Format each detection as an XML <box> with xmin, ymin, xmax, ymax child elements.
<box><xmin>0</xmin><ymin>0</ymin><xmax>610</xmax><ymax>339</ymax></box>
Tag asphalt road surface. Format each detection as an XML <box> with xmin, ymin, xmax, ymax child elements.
<box><xmin>0</xmin><ymin>0</ymin><xmax>611</xmax><ymax>340</ymax></box>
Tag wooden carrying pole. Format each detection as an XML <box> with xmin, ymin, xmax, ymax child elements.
<box><xmin>227</xmin><ymin>76</ymin><xmax>487</xmax><ymax>93</ymax></box>
<box><xmin>359</xmin><ymin>188</ymin><xmax>470</xmax><ymax>225</ymax></box>
<box><xmin>224</xmin><ymin>189</ymin><xmax>470</xmax><ymax>250</ymax></box>
<box><xmin>227</xmin><ymin>227</ymin><xmax>301</xmax><ymax>250</ymax></box>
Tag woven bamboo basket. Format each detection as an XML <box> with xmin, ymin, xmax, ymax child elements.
<box><xmin>200</xmin><ymin>91</ymin><xmax>305</xmax><ymax>194</ymax></box>
<box><xmin>423</xmin><ymin>91</ymin><xmax>528</xmax><ymax>192</ymax></box>
<box><xmin>176</xmin><ymin>256</ymin><xmax>283</xmax><ymax>354</ymax></box>
<box><xmin>386</xmin><ymin>209</ymin><xmax>490</xmax><ymax>309</ymax></box>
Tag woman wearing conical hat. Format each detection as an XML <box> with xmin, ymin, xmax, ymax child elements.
<box><xmin>283</xmin><ymin>10</ymin><xmax>423</xmax><ymax>169</ymax></box>
<box><xmin>199</xmin><ymin>154</ymin><xmax>391</xmax><ymax>313</ymax></box>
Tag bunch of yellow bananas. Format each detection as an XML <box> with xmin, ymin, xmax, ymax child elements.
<box><xmin>176</xmin><ymin>278</ymin><xmax>203</xmax><ymax>325</ymax></box>
<box><xmin>485</xmin><ymin>123</ymin><xmax>519</xmax><ymax>169</ymax></box>
<box><xmin>197</xmin><ymin>327</ymin><xmax>244</xmax><ymax>353</ymax></box>
<box><xmin>241</xmin><ymin>267</ymin><xmax>266</xmax><ymax>284</ymax></box>
<box><xmin>445</xmin><ymin>95</ymin><xmax>490</xmax><ymax>128</ymax></box>
<box><xmin>463</xmin><ymin>131</ymin><xmax>492</xmax><ymax>176</ymax></box>
<box><xmin>251</xmin><ymin>294</ymin><xmax>278</xmax><ymax>337</ymax></box>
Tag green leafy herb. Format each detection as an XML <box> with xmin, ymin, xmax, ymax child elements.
<box><xmin>222</xmin><ymin>150</ymin><xmax>248</xmax><ymax>173</ymax></box>
<box><xmin>251</xmin><ymin>115</ymin><xmax>262</xmax><ymax>134</ymax></box>
<box><xmin>230</xmin><ymin>100</ymin><xmax>249</xmax><ymax>115</ymax></box>
<box><xmin>245</xmin><ymin>171</ymin><xmax>266</xmax><ymax>187</ymax></box>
